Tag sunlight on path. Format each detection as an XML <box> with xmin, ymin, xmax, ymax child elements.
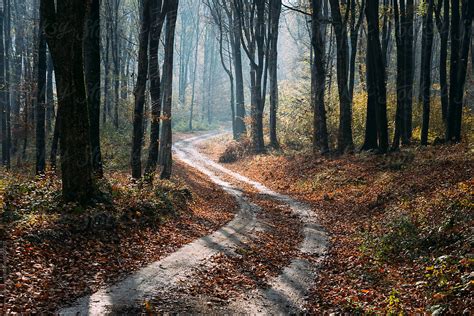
<box><xmin>59</xmin><ymin>132</ymin><xmax>328</xmax><ymax>315</ymax></box>
<box><xmin>176</xmin><ymin>132</ymin><xmax>328</xmax><ymax>314</ymax></box>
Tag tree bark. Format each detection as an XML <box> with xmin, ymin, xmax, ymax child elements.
<box><xmin>392</xmin><ymin>0</ymin><xmax>405</xmax><ymax>150</ymax></box>
<box><xmin>231</xmin><ymin>5</ymin><xmax>246</xmax><ymax>138</ymax></box>
<box><xmin>348</xmin><ymin>0</ymin><xmax>365</xmax><ymax>102</ymax></box>
<box><xmin>311</xmin><ymin>0</ymin><xmax>329</xmax><ymax>154</ymax></box>
<box><xmin>41</xmin><ymin>0</ymin><xmax>94</xmax><ymax>203</ymax></box>
<box><xmin>46</xmin><ymin>52</ymin><xmax>54</xmax><ymax>134</ymax></box>
<box><xmin>363</xmin><ymin>0</ymin><xmax>388</xmax><ymax>153</ymax></box>
<box><xmin>188</xmin><ymin>8</ymin><xmax>200</xmax><ymax>132</ymax></box>
<box><xmin>11</xmin><ymin>0</ymin><xmax>25</xmax><ymax>155</ymax></box>
<box><xmin>447</xmin><ymin>0</ymin><xmax>474</xmax><ymax>141</ymax></box>
<box><xmin>103</xmin><ymin>29</ymin><xmax>110</xmax><ymax>124</ymax></box>
<box><xmin>35</xmin><ymin>13</ymin><xmax>47</xmax><ymax>174</ymax></box>
<box><xmin>84</xmin><ymin>0</ymin><xmax>103</xmax><ymax>177</ymax></box>
<box><xmin>434</xmin><ymin>0</ymin><xmax>449</xmax><ymax>123</ymax></box>
<box><xmin>403</xmin><ymin>0</ymin><xmax>414</xmax><ymax>143</ymax></box>
<box><xmin>420</xmin><ymin>0</ymin><xmax>434</xmax><ymax>146</ymax></box>
<box><xmin>329</xmin><ymin>0</ymin><xmax>354</xmax><ymax>153</ymax></box>
<box><xmin>112</xmin><ymin>0</ymin><xmax>120</xmax><ymax>128</ymax></box>
<box><xmin>159</xmin><ymin>0</ymin><xmax>179</xmax><ymax>180</ymax></box>
<box><xmin>235</xmin><ymin>0</ymin><xmax>265</xmax><ymax>152</ymax></box>
<box><xmin>268</xmin><ymin>0</ymin><xmax>281</xmax><ymax>149</ymax></box>
<box><xmin>131</xmin><ymin>0</ymin><xmax>151</xmax><ymax>179</ymax></box>
<box><xmin>0</xmin><ymin>5</ymin><xmax>7</xmax><ymax>167</ymax></box>
<box><xmin>50</xmin><ymin>112</ymin><xmax>60</xmax><ymax>169</ymax></box>
<box><xmin>144</xmin><ymin>0</ymin><xmax>166</xmax><ymax>178</ymax></box>
<box><xmin>3</xmin><ymin>0</ymin><xmax>11</xmax><ymax>168</ymax></box>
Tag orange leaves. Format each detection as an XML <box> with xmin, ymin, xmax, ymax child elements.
<box><xmin>4</xmin><ymin>164</ymin><xmax>236</xmax><ymax>313</ymax></box>
<box><xmin>205</xmin><ymin>136</ymin><xmax>474</xmax><ymax>313</ymax></box>
<box><xmin>432</xmin><ymin>292</ymin><xmax>447</xmax><ymax>301</ymax></box>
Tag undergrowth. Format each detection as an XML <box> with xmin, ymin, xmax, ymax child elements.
<box><xmin>1</xmin><ymin>172</ymin><xmax>193</xmax><ymax>232</ymax></box>
<box><xmin>218</xmin><ymin>137</ymin><xmax>253</xmax><ymax>163</ymax></box>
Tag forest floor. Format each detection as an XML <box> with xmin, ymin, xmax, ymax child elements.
<box><xmin>198</xmin><ymin>133</ymin><xmax>473</xmax><ymax>314</ymax></box>
<box><xmin>1</xmin><ymin>156</ymin><xmax>238</xmax><ymax>314</ymax></box>
<box><xmin>2</xmin><ymin>131</ymin><xmax>473</xmax><ymax>314</ymax></box>
<box><xmin>57</xmin><ymin>132</ymin><xmax>328</xmax><ymax>315</ymax></box>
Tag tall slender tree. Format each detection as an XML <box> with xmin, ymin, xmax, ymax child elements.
<box><xmin>420</xmin><ymin>0</ymin><xmax>434</xmax><ymax>146</ymax></box>
<box><xmin>311</xmin><ymin>0</ymin><xmax>329</xmax><ymax>154</ymax></box>
<box><xmin>446</xmin><ymin>0</ymin><xmax>473</xmax><ymax>142</ymax></box>
<box><xmin>3</xmin><ymin>0</ymin><xmax>10</xmax><ymax>168</ymax></box>
<box><xmin>0</xmin><ymin>4</ymin><xmax>7</xmax><ymax>167</ymax></box>
<box><xmin>235</xmin><ymin>0</ymin><xmax>266</xmax><ymax>152</ymax></box>
<box><xmin>46</xmin><ymin>53</ymin><xmax>54</xmax><ymax>133</ymax></box>
<box><xmin>230</xmin><ymin>1</ymin><xmax>246</xmax><ymax>138</ymax></box>
<box><xmin>145</xmin><ymin>0</ymin><xmax>166</xmax><ymax>178</ymax></box>
<box><xmin>268</xmin><ymin>0</ymin><xmax>281</xmax><ymax>149</ymax></box>
<box><xmin>188</xmin><ymin>3</ymin><xmax>201</xmax><ymax>131</ymax></box>
<box><xmin>35</xmin><ymin>6</ymin><xmax>47</xmax><ymax>174</ymax></box>
<box><xmin>348</xmin><ymin>0</ymin><xmax>365</xmax><ymax>102</ymax></box>
<box><xmin>362</xmin><ymin>0</ymin><xmax>388</xmax><ymax>153</ymax></box>
<box><xmin>329</xmin><ymin>0</ymin><xmax>354</xmax><ymax>153</ymax></box>
<box><xmin>131</xmin><ymin>0</ymin><xmax>151</xmax><ymax>179</ymax></box>
<box><xmin>84</xmin><ymin>0</ymin><xmax>103</xmax><ymax>177</ymax></box>
<box><xmin>159</xmin><ymin>0</ymin><xmax>179</xmax><ymax>179</ymax></box>
<box><xmin>434</xmin><ymin>0</ymin><xmax>449</xmax><ymax>123</ymax></box>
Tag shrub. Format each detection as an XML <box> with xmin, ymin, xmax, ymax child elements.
<box><xmin>375</xmin><ymin>215</ymin><xmax>421</xmax><ymax>261</ymax></box>
<box><xmin>218</xmin><ymin>137</ymin><xmax>253</xmax><ymax>163</ymax></box>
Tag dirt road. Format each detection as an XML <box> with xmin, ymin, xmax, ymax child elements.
<box><xmin>59</xmin><ymin>132</ymin><xmax>328</xmax><ymax>315</ymax></box>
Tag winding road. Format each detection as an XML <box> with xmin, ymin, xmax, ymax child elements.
<box><xmin>59</xmin><ymin>132</ymin><xmax>328</xmax><ymax>315</ymax></box>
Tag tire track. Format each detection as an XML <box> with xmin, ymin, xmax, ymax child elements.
<box><xmin>175</xmin><ymin>132</ymin><xmax>328</xmax><ymax>314</ymax></box>
<box><xmin>59</xmin><ymin>132</ymin><xmax>328</xmax><ymax>315</ymax></box>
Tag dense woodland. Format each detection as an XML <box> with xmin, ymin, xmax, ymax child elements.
<box><xmin>1</xmin><ymin>0</ymin><xmax>473</xmax><ymax>314</ymax></box>
<box><xmin>0</xmin><ymin>0</ymin><xmax>471</xmax><ymax>200</ymax></box>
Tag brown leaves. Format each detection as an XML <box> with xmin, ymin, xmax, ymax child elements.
<box><xmin>203</xmin><ymin>139</ymin><xmax>473</xmax><ymax>314</ymax></box>
<box><xmin>3</xmin><ymin>163</ymin><xmax>236</xmax><ymax>313</ymax></box>
<box><xmin>187</xmin><ymin>196</ymin><xmax>302</xmax><ymax>302</ymax></box>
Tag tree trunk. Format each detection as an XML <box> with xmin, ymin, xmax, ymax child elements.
<box><xmin>438</xmin><ymin>0</ymin><xmax>449</xmax><ymax>123</ymax></box>
<box><xmin>131</xmin><ymin>0</ymin><xmax>151</xmax><ymax>179</ymax></box>
<box><xmin>112</xmin><ymin>0</ymin><xmax>120</xmax><ymax>128</ymax></box>
<box><xmin>392</xmin><ymin>0</ymin><xmax>405</xmax><ymax>150</ymax></box>
<box><xmin>268</xmin><ymin>0</ymin><xmax>281</xmax><ymax>149</ymax></box>
<box><xmin>159</xmin><ymin>0</ymin><xmax>179</xmax><ymax>180</ymax></box>
<box><xmin>0</xmin><ymin>5</ymin><xmax>7</xmax><ymax>167</ymax></box>
<box><xmin>420</xmin><ymin>0</ymin><xmax>434</xmax><ymax>146</ymax></box>
<box><xmin>189</xmin><ymin>20</ymin><xmax>199</xmax><ymax>131</ymax></box>
<box><xmin>231</xmin><ymin>6</ymin><xmax>246</xmax><ymax>138</ymax></box>
<box><xmin>46</xmin><ymin>52</ymin><xmax>54</xmax><ymax>133</ymax></box>
<box><xmin>35</xmin><ymin>14</ymin><xmax>47</xmax><ymax>174</ymax></box>
<box><xmin>103</xmin><ymin>31</ymin><xmax>110</xmax><ymax>124</ymax></box>
<box><xmin>311</xmin><ymin>0</ymin><xmax>329</xmax><ymax>154</ymax></box>
<box><xmin>244</xmin><ymin>0</ymin><xmax>266</xmax><ymax>153</ymax></box>
<box><xmin>144</xmin><ymin>0</ymin><xmax>165</xmax><ymax>178</ymax></box>
<box><xmin>84</xmin><ymin>0</ymin><xmax>103</xmax><ymax>177</ymax></box>
<box><xmin>447</xmin><ymin>0</ymin><xmax>474</xmax><ymax>141</ymax></box>
<box><xmin>50</xmin><ymin>112</ymin><xmax>60</xmax><ymax>169</ymax></box>
<box><xmin>363</xmin><ymin>0</ymin><xmax>388</xmax><ymax>153</ymax></box>
<box><xmin>206</xmin><ymin>35</ymin><xmax>217</xmax><ymax>125</ymax></box>
<box><xmin>403</xmin><ymin>0</ymin><xmax>415</xmax><ymax>143</ymax></box>
<box><xmin>11</xmin><ymin>0</ymin><xmax>25</xmax><ymax>155</ymax></box>
<box><xmin>3</xmin><ymin>0</ymin><xmax>11</xmax><ymax>168</ymax></box>
<box><xmin>329</xmin><ymin>0</ymin><xmax>354</xmax><ymax>153</ymax></box>
<box><xmin>42</xmin><ymin>0</ymin><xmax>94</xmax><ymax>203</ymax></box>
<box><xmin>348</xmin><ymin>0</ymin><xmax>365</xmax><ymax>102</ymax></box>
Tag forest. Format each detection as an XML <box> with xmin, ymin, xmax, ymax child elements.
<box><xmin>0</xmin><ymin>0</ymin><xmax>473</xmax><ymax>314</ymax></box>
